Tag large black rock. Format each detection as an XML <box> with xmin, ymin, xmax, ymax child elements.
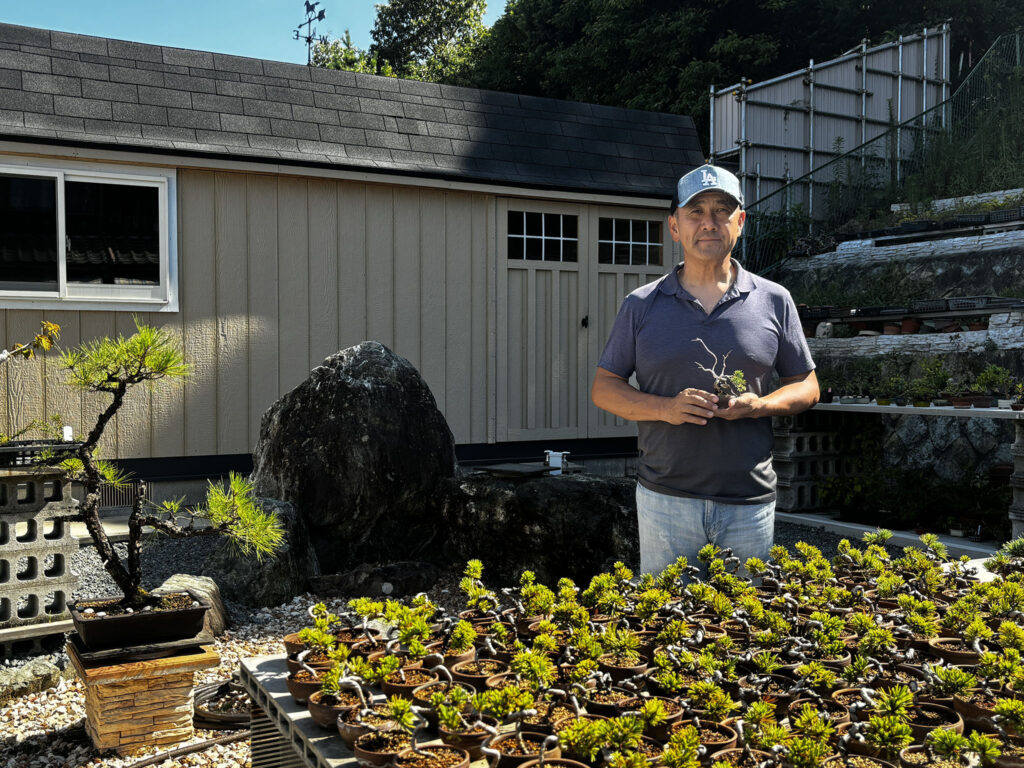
<box><xmin>250</xmin><ymin>342</ymin><xmax>457</xmax><ymax>569</ymax></box>
<box><xmin>438</xmin><ymin>472</ymin><xmax>638</xmax><ymax>585</ymax></box>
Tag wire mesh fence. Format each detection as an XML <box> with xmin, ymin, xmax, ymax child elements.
<box><xmin>742</xmin><ymin>31</ymin><xmax>1024</xmax><ymax>275</ymax></box>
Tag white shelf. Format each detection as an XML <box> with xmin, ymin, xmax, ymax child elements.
<box><xmin>814</xmin><ymin>402</ymin><xmax>1024</xmax><ymax>419</ymax></box>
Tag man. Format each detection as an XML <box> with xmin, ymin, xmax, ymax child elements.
<box><xmin>591</xmin><ymin>164</ymin><xmax>818</xmax><ymax>575</ymax></box>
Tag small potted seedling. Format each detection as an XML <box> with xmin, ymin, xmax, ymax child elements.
<box><xmin>352</xmin><ymin>696</ymin><xmax>421</xmax><ymax>765</ymax></box>
<box><xmin>692</xmin><ymin>338</ymin><xmax>748</xmax><ymax>408</ymax></box>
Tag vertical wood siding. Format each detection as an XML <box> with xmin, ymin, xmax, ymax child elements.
<box><xmin>1</xmin><ymin>169</ymin><xmax>498</xmax><ymax>456</ymax></box>
<box><xmin>1</xmin><ymin>166</ymin><xmax>665</xmax><ymax>458</ymax></box>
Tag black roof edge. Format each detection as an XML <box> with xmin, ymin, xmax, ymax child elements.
<box><xmin>0</xmin><ymin>132</ymin><xmax>674</xmax><ymax>202</ymax></box>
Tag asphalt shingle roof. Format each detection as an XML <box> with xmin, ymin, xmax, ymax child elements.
<box><xmin>0</xmin><ymin>23</ymin><xmax>705</xmax><ymax>198</ymax></box>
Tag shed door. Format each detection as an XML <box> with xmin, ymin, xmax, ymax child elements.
<box><xmin>496</xmin><ymin>199</ymin><xmax>589</xmax><ymax>441</ymax></box>
<box><xmin>586</xmin><ymin>207</ymin><xmax>673</xmax><ymax>438</ymax></box>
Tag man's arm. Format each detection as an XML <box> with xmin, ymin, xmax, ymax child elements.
<box><xmin>591</xmin><ymin>367</ymin><xmax>718</xmax><ymax>426</ymax></box>
<box><xmin>714</xmin><ymin>370</ymin><xmax>820</xmax><ymax>421</ymax></box>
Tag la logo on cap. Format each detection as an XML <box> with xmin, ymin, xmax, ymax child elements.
<box><xmin>700</xmin><ymin>169</ymin><xmax>717</xmax><ymax>186</ymax></box>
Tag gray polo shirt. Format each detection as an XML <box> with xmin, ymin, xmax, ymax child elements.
<box><xmin>598</xmin><ymin>261</ymin><xmax>815</xmax><ymax>503</ymax></box>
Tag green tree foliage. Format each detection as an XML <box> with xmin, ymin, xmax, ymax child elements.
<box><xmin>316</xmin><ymin>0</ymin><xmax>486</xmax><ymax>82</ymax></box>
<box><xmin>312</xmin><ymin>30</ymin><xmax>392</xmax><ymax>75</ymax></box>
<box><xmin>316</xmin><ymin>0</ymin><xmax>1024</xmax><ymax>156</ymax></box>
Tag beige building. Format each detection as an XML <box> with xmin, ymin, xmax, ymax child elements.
<box><xmin>0</xmin><ymin>22</ymin><xmax>705</xmax><ymax>480</ymax></box>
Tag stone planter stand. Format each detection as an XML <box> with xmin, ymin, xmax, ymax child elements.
<box><xmin>67</xmin><ymin>641</ymin><xmax>219</xmax><ymax>754</ymax></box>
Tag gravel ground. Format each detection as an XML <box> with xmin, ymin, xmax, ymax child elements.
<box><xmin>0</xmin><ymin>520</ymin><xmax>873</xmax><ymax>768</ymax></box>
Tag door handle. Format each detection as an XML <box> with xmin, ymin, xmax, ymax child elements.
<box><xmin>581</xmin><ymin>315</ymin><xmax>589</xmax><ymax>328</ymax></box>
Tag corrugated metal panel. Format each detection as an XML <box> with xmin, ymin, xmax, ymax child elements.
<box><xmin>711</xmin><ymin>25</ymin><xmax>950</xmax><ymax>212</ymax></box>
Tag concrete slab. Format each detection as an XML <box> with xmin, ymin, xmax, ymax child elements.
<box><xmin>775</xmin><ymin>511</ymin><xmax>999</xmax><ymax>559</ymax></box>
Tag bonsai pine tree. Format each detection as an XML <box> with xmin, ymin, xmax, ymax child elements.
<box><xmin>692</xmin><ymin>337</ymin><xmax>748</xmax><ymax>404</ymax></box>
<box><xmin>50</xmin><ymin>319</ymin><xmax>283</xmax><ymax>607</ymax></box>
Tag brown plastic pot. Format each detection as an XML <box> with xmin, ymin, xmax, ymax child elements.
<box><xmin>596</xmin><ymin>653</ymin><xmax>648</xmax><ymax>682</ymax></box>
<box><xmin>438</xmin><ymin>716</ymin><xmax>498</xmax><ymax>760</ymax></box>
<box><xmin>614</xmin><ymin>695</ymin><xmax>683</xmax><ymax>741</ymax></box>
<box><xmin>673</xmin><ymin>720</ymin><xmax>737</xmax><ymax>752</ymax></box>
<box><xmin>285</xmin><ymin>671</ymin><xmax>322</xmax><ymax>704</ymax></box>
<box><xmin>824</xmin><ymin>757</ymin><xmax>895</xmax><ymax>768</ymax></box>
<box><xmin>381</xmin><ymin>667</ymin><xmax>439</xmax><ymax>699</ymax></box>
<box><xmin>485</xmin><ymin>732</ymin><xmax>560</xmax><ymax>768</ymax></box>
<box><xmin>450</xmin><ymin>659</ymin><xmax>509</xmax><ymax>691</ymax></box>
<box><xmin>283</xmin><ymin>632</ymin><xmax>305</xmax><ymax>655</ymax></box>
<box><xmin>394</xmin><ymin>745</ymin><xmax>471</xmax><ymax>768</ymax></box>
<box><xmin>305</xmin><ymin>690</ymin><xmax>357</xmax><ymax>729</ymax></box>
<box><xmin>410</xmin><ymin>680</ymin><xmax>475</xmax><ymax>729</ymax></box>
<box><xmin>928</xmin><ymin>637</ymin><xmax>985</xmax><ymax>665</ymax></box>
<box><xmin>353</xmin><ymin>730</ymin><xmax>413</xmax><ymax>767</ymax></box>
<box><xmin>709</xmin><ymin>747</ymin><xmax>773</xmax><ymax>764</ymax></box>
<box><xmin>906</xmin><ymin>702</ymin><xmax>962</xmax><ymax>741</ymax></box>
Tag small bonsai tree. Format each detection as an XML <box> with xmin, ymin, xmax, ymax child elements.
<box><xmin>44</xmin><ymin>320</ymin><xmax>283</xmax><ymax>608</ymax></box>
<box><xmin>693</xmin><ymin>337</ymin><xmax>748</xmax><ymax>403</ymax></box>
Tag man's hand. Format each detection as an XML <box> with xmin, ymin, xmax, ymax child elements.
<box><xmin>713</xmin><ymin>391</ymin><xmax>760</xmax><ymax>420</ymax></box>
<box><xmin>658</xmin><ymin>388</ymin><xmax>719</xmax><ymax>425</ymax></box>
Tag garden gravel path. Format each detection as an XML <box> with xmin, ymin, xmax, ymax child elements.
<box><xmin>1</xmin><ymin>519</ymin><xmax>863</xmax><ymax>768</ymax></box>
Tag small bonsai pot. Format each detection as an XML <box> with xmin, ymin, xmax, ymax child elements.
<box><xmin>283</xmin><ymin>632</ymin><xmax>305</xmax><ymax>655</ymax></box>
<box><xmin>438</xmin><ymin>715</ymin><xmax>498</xmax><ymax>760</ymax></box>
<box><xmin>353</xmin><ymin>730</ymin><xmax>413</xmax><ymax>767</ymax></box>
<box><xmin>381</xmin><ymin>667</ymin><xmax>440</xmax><ymax>699</ymax></box>
<box><xmin>485</xmin><ymin>732</ymin><xmax>560</xmax><ymax>768</ymax></box>
<box><xmin>906</xmin><ymin>702</ymin><xmax>962</xmax><ymax>741</ymax></box>
<box><xmin>394</xmin><ymin>745</ymin><xmax>471</xmax><ymax>768</ymax></box>
<box><xmin>285</xmin><ymin>671</ymin><xmax>322</xmax><ymax>704</ymax></box>
<box><xmin>450</xmin><ymin>659</ymin><xmax>508</xmax><ymax>691</ymax></box>
<box><xmin>306</xmin><ymin>689</ymin><xmax>357</xmax><ymax>729</ymax></box>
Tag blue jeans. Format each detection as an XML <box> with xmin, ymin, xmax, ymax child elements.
<box><xmin>635</xmin><ymin>483</ymin><xmax>775</xmax><ymax>577</ymax></box>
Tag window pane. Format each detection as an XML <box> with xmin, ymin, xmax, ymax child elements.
<box><xmin>598</xmin><ymin>217</ymin><xmax>612</xmax><ymax>241</ymax></box>
<box><xmin>614</xmin><ymin>242</ymin><xmax>630</xmax><ymax>265</ymax></box>
<box><xmin>66</xmin><ymin>182</ymin><xmax>159</xmax><ymax>285</ymax></box>
<box><xmin>562</xmin><ymin>215</ymin><xmax>577</xmax><ymax>239</ymax></box>
<box><xmin>508</xmin><ymin>210</ymin><xmax>524</xmax><ymax>235</ymax></box>
<box><xmin>632</xmin><ymin>220</ymin><xmax>647</xmax><ymax>242</ymax></box>
<box><xmin>598</xmin><ymin>242</ymin><xmax>612</xmax><ymax>264</ymax></box>
<box><xmin>508</xmin><ymin>237</ymin><xmax>525</xmax><ymax>260</ymax></box>
<box><xmin>562</xmin><ymin>240</ymin><xmax>577</xmax><ymax>262</ymax></box>
<box><xmin>525</xmin><ymin>237</ymin><xmax>542</xmax><ymax>260</ymax></box>
<box><xmin>649</xmin><ymin>221</ymin><xmax>662</xmax><ymax>244</ymax></box>
<box><xmin>525</xmin><ymin>212</ymin><xmax>542</xmax><ymax>237</ymax></box>
<box><xmin>543</xmin><ymin>239</ymin><xmax>561</xmax><ymax>261</ymax></box>
<box><xmin>614</xmin><ymin>219</ymin><xmax>630</xmax><ymax>242</ymax></box>
<box><xmin>0</xmin><ymin>174</ymin><xmax>58</xmax><ymax>291</ymax></box>
<box><xmin>631</xmin><ymin>244</ymin><xmax>647</xmax><ymax>265</ymax></box>
<box><xmin>543</xmin><ymin>213</ymin><xmax>561</xmax><ymax>238</ymax></box>
<box><xmin>648</xmin><ymin>243</ymin><xmax>663</xmax><ymax>265</ymax></box>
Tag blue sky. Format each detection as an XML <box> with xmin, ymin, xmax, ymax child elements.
<box><xmin>1</xmin><ymin>1</ymin><xmax>504</xmax><ymax>65</ymax></box>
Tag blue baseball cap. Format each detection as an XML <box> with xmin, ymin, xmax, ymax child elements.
<box><xmin>675</xmin><ymin>164</ymin><xmax>744</xmax><ymax>209</ymax></box>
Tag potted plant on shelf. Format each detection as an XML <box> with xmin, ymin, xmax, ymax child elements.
<box><xmin>1010</xmin><ymin>382</ymin><xmax>1024</xmax><ymax>412</ymax></box>
<box><xmin>44</xmin><ymin>321</ymin><xmax>284</xmax><ymax>651</ymax></box>
<box><xmin>975</xmin><ymin>365</ymin><xmax>1018</xmax><ymax>408</ymax></box>
<box><xmin>874</xmin><ymin>375</ymin><xmax>908</xmax><ymax>406</ymax></box>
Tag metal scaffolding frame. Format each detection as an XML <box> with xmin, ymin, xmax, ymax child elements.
<box><xmin>710</xmin><ymin>24</ymin><xmax>951</xmax><ymax>218</ymax></box>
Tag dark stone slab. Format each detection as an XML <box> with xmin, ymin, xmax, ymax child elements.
<box><xmin>438</xmin><ymin>471</ymin><xmax>638</xmax><ymax>585</ymax></box>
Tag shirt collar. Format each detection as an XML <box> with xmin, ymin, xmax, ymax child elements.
<box><xmin>658</xmin><ymin>259</ymin><xmax>757</xmax><ymax>299</ymax></box>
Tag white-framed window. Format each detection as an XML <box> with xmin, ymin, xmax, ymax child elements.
<box><xmin>507</xmin><ymin>210</ymin><xmax>579</xmax><ymax>262</ymax></box>
<box><xmin>0</xmin><ymin>160</ymin><xmax>176</xmax><ymax>311</ymax></box>
<box><xmin>598</xmin><ymin>217</ymin><xmax>663</xmax><ymax>265</ymax></box>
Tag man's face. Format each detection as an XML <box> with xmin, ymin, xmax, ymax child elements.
<box><xmin>668</xmin><ymin>191</ymin><xmax>746</xmax><ymax>263</ymax></box>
